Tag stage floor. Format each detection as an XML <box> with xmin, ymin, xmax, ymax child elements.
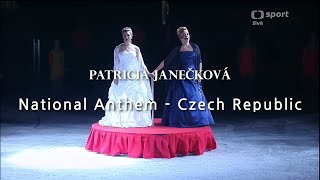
<box><xmin>1</xmin><ymin>111</ymin><xmax>319</xmax><ymax>180</ymax></box>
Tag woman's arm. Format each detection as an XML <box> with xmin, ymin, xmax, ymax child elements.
<box><xmin>196</xmin><ymin>44</ymin><xmax>203</xmax><ymax>83</ymax></box>
<box><xmin>153</xmin><ymin>47</ymin><xmax>178</xmax><ymax>73</ymax></box>
<box><xmin>154</xmin><ymin>61</ymin><xmax>164</xmax><ymax>72</ymax></box>
<box><xmin>113</xmin><ymin>46</ymin><xmax>119</xmax><ymax>84</ymax></box>
<box><xmin>113</xmin><ymin>46</ymin><xmax>119</xmax><ymax>71</ymax></box>
<box><xmin>198</xmin><ymin>62</ymin><xmax>202</xmax><ymax>83</ymax></box>
<box><xmin>136</xmin><ymin>46</ymin><xmax>151</xmax><ymax>74</ymax></box>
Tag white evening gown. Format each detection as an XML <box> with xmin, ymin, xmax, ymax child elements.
<box><xmin>98</xmin><ymin>45</ymin><xmax>153</xmax><ymax>127</ymax></box>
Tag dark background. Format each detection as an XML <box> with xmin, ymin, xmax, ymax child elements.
<box><xmin>0</xmin><ymin>1</ymin><xmax>318</xmax><ymax>119</ymax></box>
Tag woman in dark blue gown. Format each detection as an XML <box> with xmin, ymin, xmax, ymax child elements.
<box><xmin>153</xmin><ymin>26</ymin><xmax>214</xmax><ymax>127</ymax></box>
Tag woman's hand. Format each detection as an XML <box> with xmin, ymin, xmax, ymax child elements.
<box><xmin>113</xmin><ymin>79</ymin><xmax>118</xmax><ymax>85</ymax></box>
<box><xmin>148</xmin><ymin>72</ymin><xmax>155</xmax><ymax>78</ymax></box>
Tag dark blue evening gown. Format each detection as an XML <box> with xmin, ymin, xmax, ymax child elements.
<box><xmin>161</xmin><ymin>50</ymin><xmax>214</xmax><ymax>127</ymax></box>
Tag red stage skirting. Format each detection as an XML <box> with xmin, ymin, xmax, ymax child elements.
<box><xmin>85</xmin><ymin>118</ymin><xmax>217</xmax><ymax>158</ymax></box>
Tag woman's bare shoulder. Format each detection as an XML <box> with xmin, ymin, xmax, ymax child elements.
<box><xmin>131</xmin><ymin>44</ymin><xmax>140</xmax><ymax>49</ymax></box>
<box><xmin>116</xmin><ymin>43</ymin><xmax>124</xmax><ymax>49</ymax></box>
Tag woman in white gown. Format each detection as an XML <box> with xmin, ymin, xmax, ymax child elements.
<box><xmin>98</xmin><ymin>27</ymin><xmax>153</xmax><ymax>128</ymax></box>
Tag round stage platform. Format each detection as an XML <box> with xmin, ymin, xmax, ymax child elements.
<box><xmin>85</xmin><ymin>118</ymin><xmax>216</xmax><ymax>158</ymax></box>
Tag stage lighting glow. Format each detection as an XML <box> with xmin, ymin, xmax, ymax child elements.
<box><xmin>5</xmin><ymin>147</ymin><xmax>138</xmax><ymax>170</ymax></box>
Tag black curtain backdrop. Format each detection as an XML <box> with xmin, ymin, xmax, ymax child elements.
<box><xmin>1</xmin><ymin>1</ymin><xmax>318</xmax><ymax>118</ymax></box>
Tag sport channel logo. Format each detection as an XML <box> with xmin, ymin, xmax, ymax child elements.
<box><xmin>251</xmin><ymin>10</ymin><xmax>289</xmax><ymax>26</ymax></box>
